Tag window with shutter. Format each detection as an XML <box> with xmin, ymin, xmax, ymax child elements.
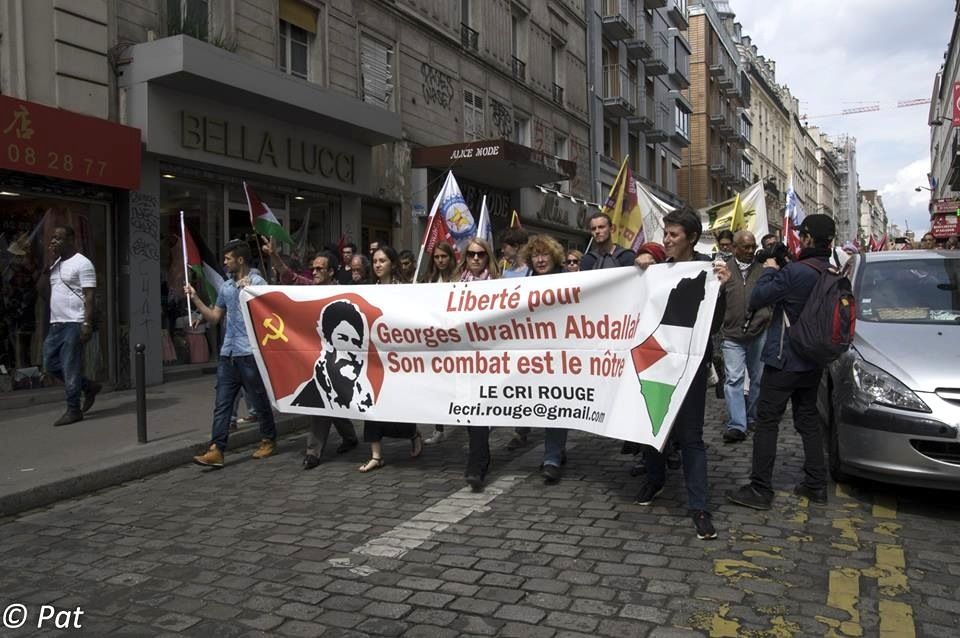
<box><xmin>360</xmin><ymin>34</ymin><xmax>394</xmax><ymax>110</ymax></box>
<box><xmin>463</xmin><ymin>87</ymin><xmax>484</xmax><ymax>141</ymax></box>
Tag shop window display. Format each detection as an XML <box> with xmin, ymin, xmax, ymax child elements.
<box><xmin>0</xmin><ymin>196</ymin><xmax>108</xmax><ymax>393</ymax></box>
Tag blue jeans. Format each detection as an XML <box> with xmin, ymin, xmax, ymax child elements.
<box><xmin>43</xmin><ymin>323</ymin><xmax>89</xmax><ymax>413</ymax></box>
<box><xmin>211</xmin><ymin>355</ymin><xmax>276</xmax><ymax>451</ymax></box>
<box><xmin>644</xmin><ymin>360</ymin><xmax>709</xmax><ymax>512</ymax></box>
<box><xmin>543</xmin><ymin>428</ymin><xmax>568</xmax><ymax>467</ymax></box>
<box><xmin>722</xmin><ymin>335</ymin><xmax>766</xmax><ymax>432</ymax></box>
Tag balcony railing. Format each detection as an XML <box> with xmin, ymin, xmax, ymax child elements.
<box><xmin>552</xmin><ymin>83</ymin><xmax>564</xmax><ymax>105</ymax></box>
<box><xmin>512</xmin><ymin>56</ymin><xmax>526</xmax><ymax>82</ymax></box>
<box><xmin>646</xmin><ymin>32</ymin><xmax>668</xmax><ymax>75</ymax></box>
<box><xmin>709</xmin><ymin>44</ymin><xmax>727</xmax><ymax>76</ymax></box>
<box><xmin>602</xmin><ymin>64</ymin><xmax>635</xmax><ymax>117</ymax></box>
<box><xmin>600</xmin><ymin>0</ymin><xmax>636</xmax><ymax>40</ymax></box>
<box><xmin>647</xmin><ymin>101</ymin><xmax>671</xmax><ymax>142</ymax></box>
<box><xmin>625</xmin><ymin>16</ymin><xmax>651</xmax><ymax>59</ymax></box>
<box><xmin>460</xmin><ymin>23</ymin><xmax>479</xmax><ymax>51</ymax></box>
<box><xmin>667</xmin><ymin>0</ymin><xmax>688</xmax><ymax>29</ymax></box>
<box><xmin>628</xmin><ymin>90</ymin><xmax>656</xmax><ymax>130</ymax></box>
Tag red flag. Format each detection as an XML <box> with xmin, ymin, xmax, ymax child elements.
<box><xmin>247</xmin><ymin>291</ymin><xmax>385</xmax><ymax>402</ymax></box>
<box><xmin>422</xmin><ymin>211</ymin><xmax>461</xmax><ymax>260</ymax></box>
<box><xmin>878</xmin><ymin>233</ymin><xmax>887</xmax><ymax>251</ymax></box>
<box><xmin>869</xmin><ymin>236</ymin><xmax>878</xmax><ymax>252</ymax></box>
<box><xmin>784</xmin><ymin>215</ymin><xmax>802</xmax><ymax>258</ymax></box>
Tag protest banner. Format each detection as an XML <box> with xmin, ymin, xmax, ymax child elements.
<box><xmin>241</xmin><ymin>264</ymin><xmax>720</xmax><ymax>450</ymax></box>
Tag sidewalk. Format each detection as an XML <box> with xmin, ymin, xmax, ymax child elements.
<box><xmin>0</xmin><ymin>375</ymin><xmax>310</xmax><ymax>517</ymax></box>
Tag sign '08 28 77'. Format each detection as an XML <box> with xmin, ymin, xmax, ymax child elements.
<box><xmin>0</xmin><ymin>95</ymin><xmax>141</xmax><ymax>190</ymax></box>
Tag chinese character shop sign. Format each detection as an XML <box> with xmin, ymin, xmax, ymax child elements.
<box><xmin>0</xmin><ymin>95</ymin><xmax>141</xmax><ymax>190</ymax></box>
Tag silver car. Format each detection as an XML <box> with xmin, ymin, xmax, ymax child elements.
<box><xmin>818</xmin><ymin>250</ymin><xmax>960</xmax><ymax>489</ymax></box>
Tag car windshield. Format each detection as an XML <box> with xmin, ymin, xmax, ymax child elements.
<box><xmin>858</xmin><ymin>257</ymin><xmax>960</xmax><ymax>324</ymax></box>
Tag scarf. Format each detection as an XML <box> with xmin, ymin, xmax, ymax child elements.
<box><xmin>460</xmin><ymin>269</ymin><xmax>491</xmax><ymax>282</ymax></box>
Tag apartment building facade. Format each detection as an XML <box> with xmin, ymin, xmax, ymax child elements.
<box><xmin>677</xmin><ymin>0</ymin><xmax>751</xmax><ymax>210</ymax></box>
<box><xmin>928</xmin><ymin>2</ymin><xmax>960</xmax><ymax>241</ymax></box>
<box><xmin>588</xmin><ymin>0</ymin><xmax>692</xmax><ymax>208</ymax></box>
<box><xmin>832</xmin><ymin>134</ymin><xmax>860</xmax><ymax>243</ymax></box>
<box><xmin>859</xmin><ymin>189</ymin><xmax>888</xmax><ymax>244</ymax></box>
<box><xmin>0</xmin><ymin>0</ymin><xmax>589</xmax><ymax>393</ymax></box>
<box><xmin>808</xmin><ymin>127</ymin><xmax>841</xmax><ymax>222</ymax></box>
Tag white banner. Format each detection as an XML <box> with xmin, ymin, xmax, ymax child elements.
<box><xmin>241</xmin><ymin>265</ymin><xmax>720</xmax><ymax>450</ymax></box>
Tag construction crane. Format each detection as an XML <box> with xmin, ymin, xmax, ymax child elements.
<box><xmin>801</xmin><ymin>98</ymin><xmax>931</xmax><ymax>122</ymax></box>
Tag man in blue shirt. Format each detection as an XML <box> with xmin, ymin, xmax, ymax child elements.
<box><xmin>186</xmin><ymin>239</ymin><xmax>277</xmax><ymax>468</ymax></box>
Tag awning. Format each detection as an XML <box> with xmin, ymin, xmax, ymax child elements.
<box><xmin>411</xmin><ymin>139</ymin><xmax>576</xmax><ymax>190</ymax></box>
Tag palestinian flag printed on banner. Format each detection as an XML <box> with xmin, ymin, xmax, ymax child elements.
<box><xmin>631</xmin><ymin>271</ymin><xmax>707</xmax><ymax>436</ymax></box>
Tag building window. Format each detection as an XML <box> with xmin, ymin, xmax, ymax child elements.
<box><xmin>675</xmin><ymin>104</ymin><xmax>689</xmax><ymax>140</ymax></box>
<box><xmin>279</xmin><ymin>21</ymin><xmax>310</xmax><ymax>79</ymax></box>
<box><xmin>740</xmin><ymin>114</ymin><xmax>752</xmax><ymax>140</ymax></box>
<box><xmin>360</xmin><ymin>33</ymin><xmax>394</xmax><ymax>110</ymax></box>
<box><xmin>464</xmin><ymin>87</ymin><xmax>484</xmax><ymax>140</ymax></box>
<box><xmin>741</xmin><ymin>157</ymin><xmax>752</xmax><ymax>181</ymax></box>
<box><xmin>602</xmin><ymin>124</ymin><xmax>613</xmax><ymax>158</ymax></box>
<box><xmin>279</xmin><ymin>1</ymin><xmax>319</xmax><ymax>80</ymax></box>
<box><xmin>167</xmin><ymin>0</ymin><xmax>208</xmax><ymax>39</ymax></box>
<box><xmin>513</xmin><ymin>115</ymin><xmax>530</xmax><ymax>146</ymax></box>
<box><xmin>646</xmin><ymin>144</ymin><xmax>656</xmax><ymax>182</ymax></box>
<box><xmin>554</xmin><ymin>134</ymin><xmax>568</xmax><ymax>159</ymax></box>
<box><xmin>629</xmin><ymin>134</ymin><xmax>640</xmax><ymax>173</ymax></box>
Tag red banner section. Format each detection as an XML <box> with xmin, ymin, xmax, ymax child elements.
<box><xmin>931</xmin><ymin>212</ymin><xmax>960</xmax><ymax>239</ymax></box>
<box><xmin>0</xmin><ymin>95</ymin><xmax>141</xmax><ymax>190</ymax></box>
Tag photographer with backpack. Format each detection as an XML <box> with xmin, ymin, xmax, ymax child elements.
<box><xmin>727</xmin><ymin>214</ymin><xmax>854</xmax><ymax>510</ymax></box>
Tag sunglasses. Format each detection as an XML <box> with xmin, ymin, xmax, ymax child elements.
<box><xmin>565</xmin><ymin>259</ymin><xmax>580</xmax><ymax>265</ymax></box>
<box><xmin>466</xmin><ymin>250</ymin><xmax>487</xmax><ymax>259</ymax></box>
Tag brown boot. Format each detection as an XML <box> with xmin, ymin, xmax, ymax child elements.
<box><xmin>252</xmin><ymin>439</ymin><xmax>276</xmax><ymax>459</ymax></box>
<box><xmin>193</xmin><ymin>444</ymin><xmax>224</xmax><ymax>468</ymax></box>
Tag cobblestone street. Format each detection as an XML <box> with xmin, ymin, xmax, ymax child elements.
<box><xmin>1</xmin><ymin>396</ymin><xmax>958</xmax><ymax>637</ymax></box>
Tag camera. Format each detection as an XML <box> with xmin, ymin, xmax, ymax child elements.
<box><xmin>756</xmin><ymin>241</ymin><xmax>789</xmax><ymax>269</ymax></box>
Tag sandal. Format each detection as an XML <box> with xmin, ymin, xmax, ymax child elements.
<box><xmin>410</xmin><ymin>432</ymin><xmax>423</xmax><ymax>458</ymax></box>
<box><xmin>358</xmin><ymin>457</ymin><xmax>384</xmax><ymax>473</ymax></box>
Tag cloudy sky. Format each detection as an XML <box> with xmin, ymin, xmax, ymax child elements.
<box><xmin>730</xmin><ymin>0</ymin><xmax>953</xmax><ymax>237</ymax></box>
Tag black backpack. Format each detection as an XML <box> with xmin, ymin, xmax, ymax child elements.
<box><xmin>591</xmin><ymin>246</ymin><xmax>628</xmax><ymax>270</ymax></box>
<box><xmin>785</xmin><ymin>260</ymin><xmax>856</xmax><ymax>367</ymax></box>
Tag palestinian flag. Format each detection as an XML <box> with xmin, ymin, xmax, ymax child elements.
<box><xmin>244</xmin><ymin>181</ymin><xmax>293</xmax><ymax>244</ymax></box>
<box><xmin>183</xmin><ymin>225</ymin><xmax>224</xmax><ymax>303</ymax></box>
<box><xmin>631</xmin><ymin>271</ymin><xmax>707</xmax><ymax>436</ymax></box>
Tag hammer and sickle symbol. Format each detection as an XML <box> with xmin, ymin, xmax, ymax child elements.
<box><xmin>261</xmin><ymin>313</ymin><xmax>288</xmax><ymax>346</ymax></box>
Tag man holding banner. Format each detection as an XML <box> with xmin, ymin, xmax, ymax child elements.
<box><xmin>580</xmin><ymin>212</ymin><xmax>636</xmax><ymax>270</ymax></box>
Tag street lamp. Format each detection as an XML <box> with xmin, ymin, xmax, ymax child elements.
<box><xmin>914</xmin><ymin>186</ymin><xmax>932</xmax><ymax>192</ymax></box>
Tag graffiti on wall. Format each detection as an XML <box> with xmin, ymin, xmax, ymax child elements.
<box><xmin>491</xmin><ymin>100</ymin><xmax>512</xmax><ymax>139</ymax></box>
<box><xmin>420</xmin><ymin>63</ymin><xmax>455</xmax><ymax>109</ymax></box>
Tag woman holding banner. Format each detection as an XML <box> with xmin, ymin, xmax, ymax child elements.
<box><xmin>519</xmin><ymin>235</ymin><xmax>569</xmax><ymax>484</ymax></box>
<box><xmin>358</xmin><ymin>246</ymin><xmax>423</xmax><ymax>472</ymax></box>
<box><xmin>458</xmin><ymin>238</ymin><xmax>501</xmax><ymax>490</ymax></box>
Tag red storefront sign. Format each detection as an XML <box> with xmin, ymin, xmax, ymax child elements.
<box><xmin>931</xmin><ymin>212</ymin><xmax>960</xmax><ymax>238</ymax></box>
<box><xmin>0</xmin><ymin>95</ymin><xmax>141</xmax><ymax>190</ymax></box>
<box><xmin>931</xmin><ymin>198</ymin><xmax>960</xmax><ymax>214</ymax></box>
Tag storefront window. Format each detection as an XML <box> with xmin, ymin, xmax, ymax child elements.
<box><xmin>159</xmin><ymin>175</ymin><xmax>224</xmax><ymax>367</ymax></box>
<box><xmin>0</xmin><ymin>194</ymin><xmax>109</xmax><ymax>393</ymax></box>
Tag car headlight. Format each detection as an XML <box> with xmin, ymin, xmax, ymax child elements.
<box><xmin>851</xmin><ymin>359</ymin><xmax>930</xmax><ymax>413</ymax></box>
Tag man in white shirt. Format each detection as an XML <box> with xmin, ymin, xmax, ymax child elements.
<box><xmin>42</xmin><ymin>226</ymin><xmax>100</xmax><ymax>426</ymax></box>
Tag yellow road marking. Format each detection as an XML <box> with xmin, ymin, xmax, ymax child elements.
<box><xmin>872</xmin><ymin>494</ymin><xmax>897</xmax><ymax>519</ymax></box>
<box><xmin>818</xmin><ymin>567</ymin><xmax>863</xmax><ymax>637</ymax></box>
<box><xmin>835</xmin><ymin>482</ymin><xmax>854</xmax><ymax>499</ymax></box>
<box><xmin>864</xmin><ymin>544</ymin><xmax>909</xmax><ymax>597</ymax></box>
<box><xmin>832</xmin><ymin>517</ymin><xmax>862</xmax><ymax>547</ymax></box>
<box><xmin>878</xmin><ymin>599</ymin><xmax>915</xmax><ymax>638</ymax></box>
<box><xmin>873</xmin><ymin>521</ymin><xmax>902</xmax><ymax>537</ymax></box>
<box><xmin>713</xmin><ymin>558</ymin><xmax>766</xmax><ymax>582</ymax></box>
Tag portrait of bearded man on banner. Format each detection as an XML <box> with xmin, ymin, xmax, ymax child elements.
<box><xmin>291</xmin><ymin>299</ymin><xmax>375</xmax><ymax>411</ymax></box>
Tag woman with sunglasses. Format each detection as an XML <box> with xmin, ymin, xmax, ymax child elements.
<box><xmin>564</xmin><ymin>250</ymin><xmax>583</xmax><ymax>273</ymax></box>
<box><xmin>358</xmin><ymin>245</ymin><xmax>423</xmax><ymax>471</ymax></box>
<box><xmin>456</xmin><ymin>237</ymin><xmax>500</xmax><ymax>491</ymax></box>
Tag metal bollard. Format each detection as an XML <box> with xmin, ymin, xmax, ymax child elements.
<box><xmin>135</xmin><ymin>343</ymin><xmax>147</xmax><ymax>443</ymax></box>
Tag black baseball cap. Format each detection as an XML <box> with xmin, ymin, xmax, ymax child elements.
<box><xmin>797</xmin><ymin>214</ymin><xmax>836</xmax><ymax>241</ymax></box>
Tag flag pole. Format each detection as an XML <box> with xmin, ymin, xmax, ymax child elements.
<box><xmin>179</xmin><ymin>211</ymin><xmax>195</xmax><ymax>327</ymax></box>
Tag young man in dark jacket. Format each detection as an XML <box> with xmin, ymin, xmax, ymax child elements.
<box><xmin>719</xmin><ymin>230</ymin><xmax>772</xmax><ymax>442</ymax></box>
<box><xmin>580</xmin><ymin>212</ymin><xmax>636</xmax><ymax>270</ymax></box>
<box><xmin>727</xmin><ymin>214</ymin><xmax>836</xmax><ymax>509</ymax></box>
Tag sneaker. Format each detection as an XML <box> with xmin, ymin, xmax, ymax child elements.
<box><xmin>424</xmin><ymin>429</ymin><xmax>447</xmax><ymax>445</ymax></box>
<box><xmin>235</xmin><ymin>415</ymin><xmax>259</xmax><ymax>426</ymax></box>
<box><xmin>722</xmin><ymin>428</ymin><xmax>746</xmax><ymax>443</ymax></box>
<box><xmin>794</xmin><ymin>484</ymin><xmax>828</xmax><ymax>505</ymax></box>
<box><xmin>506</xmin><ymin>433</ymin><xmax>528</xmax><ymax>451</ymax></box>
<box><xmin>53</xmin><ymin>411</ymin><xmax>83</xmax><ymax>427</ymax></box>
<box><xmin>542</xmin><ymin>464</ymin><xmax>561</xmax><ymax>484</ymax></box>
<box><xmin>252</xmin><ymin>439</ymin><xmax>277</xmax><ymax>459</ymax></box>
<box><xmin>465</xmin><ymin>473</ymin><xmax>484</xmax><ymax>492</ymax></box>
<box><xmin>193</xmin><ymin>444</ymin><xmax>224</xmax><ymax>468</ymax></box>
<box><xmin>81</xmin><ymin>382</ymin><xmax>102</xmax><ymax>413</ymax></box>
<box><xmin>336</xmin><ymin>439</ymin><xmax>358</xmax><ymax>454</ymax></box>
<box><xmin>635</xmin><ymin>480</ymin><xmax>664</xmax><ymax>505</ymax></box>
<box><xmin>692</xmin><ymin>510</ymin><xmax>718</xmax><ymax>540</ymax></box>
<box><xmin>726</xmin><ymin>484</ymin><xmax>773</xmax><ymax>510</ymax></box>
<box><xmin>302</xmin><ymin>454</ymin><xmax>320</xmax><ymax>470</ymax></box>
